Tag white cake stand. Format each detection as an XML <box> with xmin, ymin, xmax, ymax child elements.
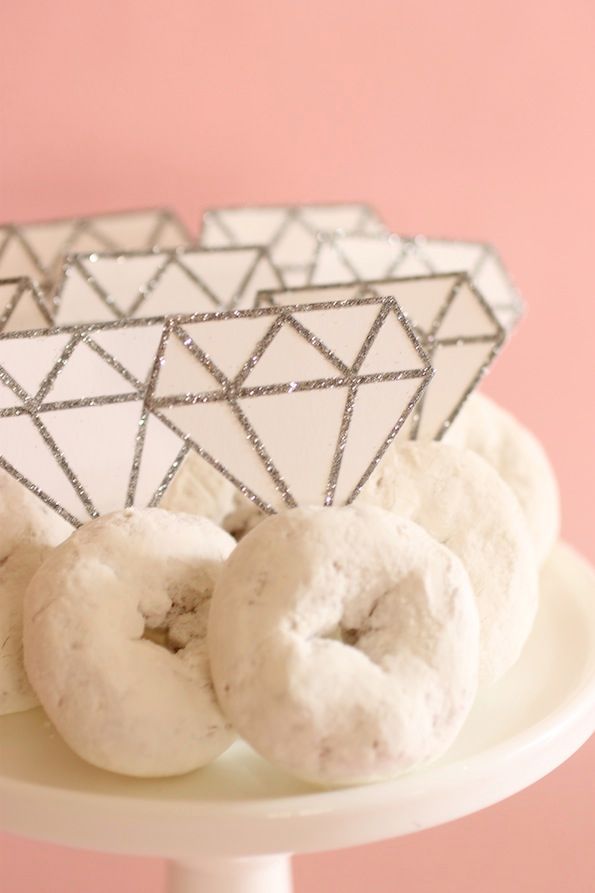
<box><xmin>1</xmin><ymin>542</ymin><xmax>594</xmax><ymax>893</ymax></box>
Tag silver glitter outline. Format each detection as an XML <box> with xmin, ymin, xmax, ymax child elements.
<box><xmin>301</xmin><ymin>230</ymin><xmax>524</xmax><ymax>332</ymax></box>
<box><xmin>0</xmin><ymin>296</ymin><xmax>431</xmax><ymax>525</ymax></box>
<box><xmin>148</xmin><ymin>317</ymin><xmax>298</xmax><ymax>509</ymax></box>
<box><xmin>0</xmin><ymin>277</ymin><xmax>53</xmax><ymax>331</ymax></box>
<box><xmin>200</xmin><ymin>203</ymin><xmax>387</xmax><ymax>285</ymax></box>
<box><xmin>0</xmin><ymin>208</ymin><xmax>191</xmax><ymax>297</ymax></box>
<box><xmin>259</xmin><ymin>272</ymin><xmax>505</xmax><ymax>442</ymax></box>
<box><xmin>50</xmin><ymin>244</ymin><xmax>286</xmax><ymax>320</ymax></box>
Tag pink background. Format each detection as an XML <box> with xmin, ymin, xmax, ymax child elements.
<box><xmin>1</xmin><ymin>1</ymin><xmax>593</xmax><ymax>890</ymax></box>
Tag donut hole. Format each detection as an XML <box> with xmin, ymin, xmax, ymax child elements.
<box><xmin>142</xmin><ymin>626</ymin><xmax>172</xmax><ymax>650</ymax></box>
<box><xmin>140</xmin><ymin>582</ymin><xmax>212</xmax><ymax>655</ymax></box>
<box><xmin>329</xmin><ymin>574</ymin><xmax>434</xmax><ymax>667</ymax></box>
<box><xmin>317</xmin><ymin>594</ymin><xmax>385</xmax><ymax>652</ymax></box>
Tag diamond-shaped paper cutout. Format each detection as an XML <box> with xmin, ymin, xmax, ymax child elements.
<box><xmin>0</xmin><ymin>298</ymin><xmax>430</xmax><ymax>524</ymax></box>
<box><xmin>311</xmin><ymin>232</ymin><xmax>523</xmax><ymax>331</ymax></box>
<box><xmin>0</xmin><ymin>278</ymin><xmax>52</xmax><ymax>333</ymax></box>
<box><xmin>199</xmin><ymin>203</ymin><xmax>387</xmax><ymax>288</ymax></box>
<box><xmin>51</xmin><ymin>246</ymin><xmax>283</xmax><ymax>323</ymax></box>
<box><xmin>259</xmin><ymin>274</ymin><xmax>505</xmax><ymax>440</ymax></box>
<box><xmin>148</xmin><ymin>300</ymin><xmax>429</xmax><ymax>512</ymax></box>
<box><xmin>0</xmin><ymin>209</ymin><xmax>190</xmax><ymax>297</ymax></box>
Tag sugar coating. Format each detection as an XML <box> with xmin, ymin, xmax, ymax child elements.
<box><xmin>0</xmin><ymin>471</ymin><xmax>71</xmax><ymax>716</ymax></box>
<box><xmin>444</xmin><ymin>393</ymin><xmax>560</xmax><ymax>564</ymax></box>
<box><xmin>209</xmin><ymin>505</ymin><xmax>479</xmax><ymax>787</ymax></box>
<box><xmin>361</xmin><ymin>442</ymin><xmax>539</xmax><ymax>685</ymax></box>
<box><xmin>24</xmin><ymin>508</ymin><xmax>236</xmax><ymax>777</ymax></box>
<box><xmin>159</xmin><ymin>451</ymin><xmax>263</xmax><ymax>538</ymax></box>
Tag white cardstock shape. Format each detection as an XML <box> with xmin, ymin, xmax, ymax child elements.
<box><xmin>310</xmin><ymin>232</ymin><xmax>523</xmax><ymax>332</ymax></box>
<box><xmin>0</xmin><ymin>298</ymin><xmax>431</xmax><ymax>526</ymax></box>
<box><xmin>258</xmin><ymin>274</ymin><xmax>505</xmax><ymax>440</ymax></box>
<box><xmin>50</xmin><ymin>246</ymin><xmax>285</xmax><ymax>324</ymax></box>
<box><xmin>0</xmin><ymin>209</ymin><xmax>190</xmax><ymax>296</ymax></box>
<box><xmin>199</xmin><ymin>203</ymin><xmax>387</xmax><ymax>288</ymax></box>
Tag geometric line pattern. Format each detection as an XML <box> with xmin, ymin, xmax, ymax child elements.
<box><xmin>309</xmin><ymin>231</ymin><xmax>524</xmax><ymax>332</ymax></box>
<box><xmin>0</xmin><ymin>208</ymin><xmax>191</xmax><ymax>298</ymax></box>
<box><xmin>0</xmin><ymin>298</ymin><xmax>432</xmax><ymax>527</ymax></box>
<box><xmin>199</xmin><ymin>203</ymin><xmax>387</xmax><ymax>288</ymax></box>
<box><xmin>50</xmin><ymin>245</ymin><xmax>285</xmax><ymax>322</ymax></box>
<box><xmin>0</xmin><ymin>277</ymin><xmax>53</xmax><ymax>333</ymax></box>
<box><xmin>258</xmin><ymin>273</ymin><xmax>506</xmax><ymax>441</ymax></box>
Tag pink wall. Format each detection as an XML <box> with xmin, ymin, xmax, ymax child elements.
<box><xmin>1</xmin><ymin>1</ymin><xmax>593</xmax><ymax>890</ymax></box>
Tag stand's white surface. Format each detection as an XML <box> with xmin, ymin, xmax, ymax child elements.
<box><xmin>1</xmin><ymin>542</ymin><xmax>594</xmax><ymax>892</ymax></box>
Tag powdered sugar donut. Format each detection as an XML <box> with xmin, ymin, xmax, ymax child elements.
<box><xmin>209</xmin><ymin>505</ymin><xmax>479</xmax><ymax>786</ymax></box>
<box><xmin>444</xmin><ymin>393</ymin><xmax>560</xmax><ymax>563</ymax></box>
<box><xmin>159</xmin><ymin>451</ymin><xmax>263</xmax><ymax>538</ymax></box>
<box><xmin>361</xmin><ymin>442</ymin><xmax>539</xmax><ymax>685</ymax></box>
<box><xmin>24</xmin><ymin>508</ymin><xmax>236</xmax><ymax>777</ymax></box>
<box><xmin>0</xmin><ymin>471</ymin><xmax>71</xmax><ymax>716</ymax></box>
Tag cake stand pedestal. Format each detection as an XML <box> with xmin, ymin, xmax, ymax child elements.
<box><xmin>1</xmin><ymin>543</ymin><xmax>594</xmax><ymax>893</ymax></box>
<box><xmin>168</xmin><ymin>856</ymin><xmax>292</xmax><ymax>893</ymax></box>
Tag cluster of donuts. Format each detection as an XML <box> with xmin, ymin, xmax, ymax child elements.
<box><xmin>0</xmin><ymin>392</ymin><xmax>559</xmax><ymax>786</ymax></box>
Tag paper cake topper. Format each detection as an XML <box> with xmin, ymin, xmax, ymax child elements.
<box><xmin>259</xmin><ymin>274</ymin><xmax>505</xmax><ymax>440</ymax></box>
<box><xmin>200</xmin><ymin>203</ymin><xmax>386</xmax><ymax>287</ymax></box>
<box><xmin>50</xmin><ymin>246</ymin><xmax>285</xmax><ymax>324</ymax></box>
<box><xmin>0</xmin><ymin>298</ymin><xmax>431</xmax><ymax>527</ymax></box>
<box><xmin>0</xmin><ymin>278</ymin><xmax>52</xmax><ymax>333</ymax></box>
<box><xmin>309</xmin><ymin>232</ymin><xmax>523</xmax><ymax>331</ymax></box>
<box><xmin>0</xmin><ymin>208</ymin><xmax>190</xmax><ymax>296</ymax></box>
